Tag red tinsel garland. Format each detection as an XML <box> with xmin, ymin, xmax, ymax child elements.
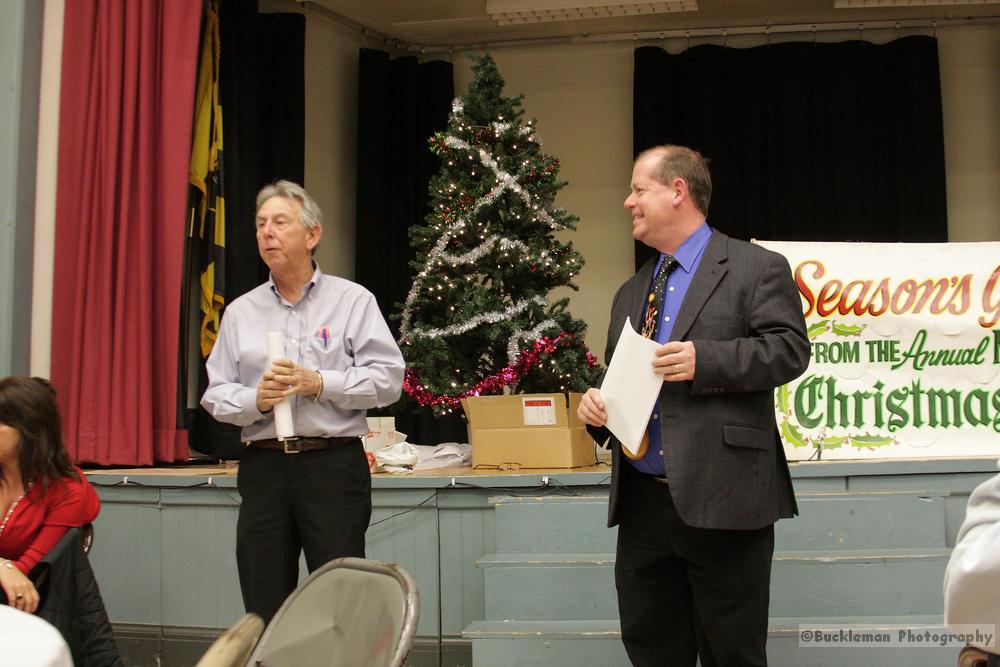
<box><xmin>403</xmin><ymin>332</ymin><xmax>598</xmax><ymax>410</ymax></box>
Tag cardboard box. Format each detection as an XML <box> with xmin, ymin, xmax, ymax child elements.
<box><xmin>461</xmin><ymin>393</ymin><xmax>597</xmax><ymax>469</ymax></box>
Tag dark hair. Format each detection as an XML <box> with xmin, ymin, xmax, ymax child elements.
<box><xmin>0</xmin><ymin>377</ymin><xmax>79</xmax><ymax>491</ymax></box>
<box><xmin>636</xmin><ymin>145</ymin><xmax>713</xmax><ymax>216</ymax></box>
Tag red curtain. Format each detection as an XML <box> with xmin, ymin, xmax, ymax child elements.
<box><xmin>51</xmin><ymin>0</ymin><xmax>201</xmax><ymax>465</ymax></box>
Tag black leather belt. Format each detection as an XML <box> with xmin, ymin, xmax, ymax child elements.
<box><xmin>247</xmin><ymin>436</ymin><xmax>360</xmax><ymax>454</ymax></box>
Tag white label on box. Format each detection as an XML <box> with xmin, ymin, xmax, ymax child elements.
<box><xmin>522</xmin><ymin>397</ymin><xmax>556</xmax><ymax>426</ymax></box>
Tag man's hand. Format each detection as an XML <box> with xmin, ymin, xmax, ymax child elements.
<box><xmin>652</xmin><ymin>341</ymin><xmax>696</xmax><ymax>382</ymax></box>
<box><xmin>256</xmin><ymin>358</ymin><xmax>322</xmax><ymax>412</ymax></box>
<box><xmin>577</xmin><ymin>388</ymin><xmax>608</xmax><ymax>427</ymax></box>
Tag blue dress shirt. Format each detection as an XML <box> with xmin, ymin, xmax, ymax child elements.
<box><xmin>629</xmin><ymin>223</ymin><xmax>713</xmax><ymax>475</ymax></box>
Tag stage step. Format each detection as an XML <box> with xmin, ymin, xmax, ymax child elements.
<box><xmin>494</xmin><ymin>495</ymin><xmax>613</xmax><ymax>554</ymax></box>
<box><xmin>770</xmin><ymin>547</ymin><xmax>950</xmax><ymax>617</ymax></box>
<box><xmin>777</xmin><ymin>491</ymin><xmax>949</xmax><ymax>550</ymax></box>
<box><xmin>465</xmin><ymin>620</ymin><xmax>630</xmax><ymax>666</ymax></box>
<box><xmin>477</xmin><ymin>548</ymin><xmax>950</xmax><ymax>620</ymax></box>
<box><xmin>465</xmin><ymin>616</ymin><xmax>958</xmax><ymax>667</ymax></box>
<box><xmin>492</xmin><ymin>489</ymin><xmax>950</xmax><ymax>555</ymax></box>
<box><xmin>473</xmin><ymin>487</ymin><xmax>961</xmax><ymax>666</ymax></box>
<box><xmin>479</xmin><ymin>553</ymin><xmax>617</xmax><ymax>620</ymax></box>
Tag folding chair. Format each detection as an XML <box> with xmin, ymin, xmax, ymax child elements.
<box><xmin>195</xmin><ymin>613</ymin><xmax>265</xmax><ymax>667</ymax></box>
<box><xmin>960</xmin><ymin>645</ymin><xmax>992</xmax><ymax>667</ymax></box>
<box><xmin>245</xmin><ymin>557</ymin><xmax>419</xmax><ymax>667</ymax></box>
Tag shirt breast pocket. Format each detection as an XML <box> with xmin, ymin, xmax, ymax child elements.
<box><xmin>307</xmin><ymin>332</ymin><xmax>347</xmax><ymax>369</ymax></box>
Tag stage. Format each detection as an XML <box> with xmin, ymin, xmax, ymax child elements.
<box><xmin>84</xmin><ymin>457</ymin><xmax>998</xmax><ymax>667</ymax></box>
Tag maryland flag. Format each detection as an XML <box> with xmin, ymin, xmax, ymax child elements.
<box><xmin>188</xmin><ymin>0</ymin><xmax>225</xmax><ymax>358</ymax></box>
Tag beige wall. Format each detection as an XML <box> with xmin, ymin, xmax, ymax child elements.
<box><xmin>302</xmin><ymin>25</ymin><xmax>1000</xmax><ymax>359</ymax></box>
<box><xmin>453</xmin><ymin>44</ymin><xmax>636</xmax><ymax>360</ymax></box>
<box><xmin>298</xmin><ymin>35</ymin><xmax>639</xmax><ymax>357</ymax></box>
<box><xmin>28</xmin><ymin>0</ymin><xmax>63</xmax><ymax>377</ymax></box>
<box><xmin>302</xmin><ymin>12</ymin><xmax>365</xmax><ymax>280</ymax></box>
<box><xmin>939</xmin><ymin>25</ymin><xmax>1000</xmax><ymax>242</ymax></box>
<box><xmin>23</xmin><ymin>14</ymin><xmax>1000</xmax><ymax>379</ymax></box>
<box><xmin>299</xmin><ymin>18</ymin><xmax>640</xmax><ymax>358</ymax></box>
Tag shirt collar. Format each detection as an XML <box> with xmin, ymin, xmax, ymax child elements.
<box><xmin>665</xmin><ymin>222</ymin><xmax>712</xmax><ymax>273</ymax></box>
<box><xmin>267</xmin><ymin>262</ymin><xmax>322</xmax><ymax>300</ymax></box>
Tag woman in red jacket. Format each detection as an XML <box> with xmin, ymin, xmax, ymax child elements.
<box><xmin>0</xmin><ymin>376</ymin><xmax>99</xmax><ymax>613</ymax></box>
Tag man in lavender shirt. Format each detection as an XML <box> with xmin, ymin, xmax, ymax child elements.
<box><xmin>202</xmin><ymin>180</ymin><xmax>404</xmax><ymax>622</ymax></box>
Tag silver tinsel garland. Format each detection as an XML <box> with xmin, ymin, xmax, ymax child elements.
<box><xmin>443</xmin><ymin>136</ymin><xmax>563</xmax><ymax>230</ymax></box>
<box><xmin>411</xmin><ymin>296</ymin><xmax>549</xmax><ymax>341</ymax></box>
<box><xmin>438</xmin><ymin>235</ymin><xmax>531</xmax><ymax>265</ymax></box>
<box><xmin>399</xmin><ymin>122</ymin><xmax>565</xmax><ymax>359</ymax></box>
<box><xmin>491</xmin><ymin>121</ymin><xmax>534</xmax><ymax>139</ymax></box>
<box><xmin>506</xmin><ymin>318</ymin><xmax>558</xmax><ymax>364</ymax></box>
<box><xmin>399</xmin><ymin>229</ymin><xmax>455</xmax><ymax>339</ymax></box>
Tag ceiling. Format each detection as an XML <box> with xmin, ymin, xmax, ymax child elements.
<box><xmin>298</xmin><ymin>0</ymin><xmax>1000</xmax><ymax>48</ymax></box>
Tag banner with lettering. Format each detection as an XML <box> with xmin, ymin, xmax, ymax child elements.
<box><xmin>756</xmin><ymin>241</ymin><xmax>1000</xmax><ymax>460</ymax></box>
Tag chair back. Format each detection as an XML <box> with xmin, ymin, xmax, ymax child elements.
<box><xmin>960</xmin><ymin>645</ymin><xmax>992</xmax><ymax>667</ymax></box>
<box><xmin>195</xmin><ymin>613</ymin><xmax>264</xmax><ymax>667</ymax></box>
<box><xmin>246</xmin><ymin>557</ymin><xmax>419</xmax><ymax>667</ymax></box>
<box><xmin>81</xmin><ymin>523</ymin><xmax>94</xmax><ymax>555</ymax></box>
<box><xmin>31</xmin><ymin>524</ymin><xmax>92</xmax><ymax>602</ymax></box>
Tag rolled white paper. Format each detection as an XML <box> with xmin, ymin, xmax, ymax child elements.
<box><xmin>265</xmin><ymin>331</ymin><xmax>296</xmax><ymax>440</ymax></box>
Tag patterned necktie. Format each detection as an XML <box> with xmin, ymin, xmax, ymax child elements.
<box><xmin>625</xmin><ymin>254</ymin><xmax>679</xmax><ymax>461</ymax></box>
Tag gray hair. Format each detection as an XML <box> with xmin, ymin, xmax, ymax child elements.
<box><xmin>255</xmin><ymin>180</ymin><xmax>323</xmax><ymax>231</ymax></box>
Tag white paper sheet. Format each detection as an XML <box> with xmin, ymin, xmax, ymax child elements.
<box><xmin>600</xmin><ymin>317</ymin><xmax>663</xmax><ymax>456</ymax></box>
<box><xmin>266</xmin><ymin>331</ymin><xmax>296</xmax><ymax>440</ymax></box>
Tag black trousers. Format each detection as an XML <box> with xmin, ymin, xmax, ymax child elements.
<box><xmin>236</xmin><ymin>440</ymin><xmax>372</xmax><ymax>623</ymax></box>
<box><xmin>615</xmin><ymin>463</ymin><xmax>775</xmax><ymax>667</ymax></box>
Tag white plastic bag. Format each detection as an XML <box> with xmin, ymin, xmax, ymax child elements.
<box><xmin>374</xmin><ymin>442</ymin><xmax>420</xmax><ymax>474</ymax></box>
<box><xmin>414</xmin><ymin>442</ymin><xmax>472</xmax><ymax>470</ymax></box>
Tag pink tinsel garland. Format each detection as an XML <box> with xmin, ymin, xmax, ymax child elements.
<box><xmin>403</xmin><ymin>333</ymin><xmax>597</xmax><ymax>410</ymax></box>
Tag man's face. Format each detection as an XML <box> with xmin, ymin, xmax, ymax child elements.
<box><xmin>255</xmin><ymin>195</ymin><xmax>320</xmax><ymax>273</ymax></box>
<box><xmin>624</xmin><ymin>154</ymin><xmax>678</xmax><ymax>248</ymax></box>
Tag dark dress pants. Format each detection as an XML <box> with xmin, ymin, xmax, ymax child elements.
<box><xmin>236</xmin><ymin>440</ymin><xmax>372</xmax><ymax>623</ymax></box>
<box><xmin>615</xmin><ymin>462</ymin><xmax>775</xmax><ymax>667</ymax></box>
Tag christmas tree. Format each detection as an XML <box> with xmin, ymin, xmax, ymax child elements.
<box><xmin>398</xmin><ymin>54</ymin><xmax>601</xmax><ymax>415</ymax></box>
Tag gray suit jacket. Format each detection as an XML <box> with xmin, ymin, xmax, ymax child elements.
<box><xmin>600</xmin><ymin>229</ymin><xmax>810</xmax><ymax>531</ymax></box>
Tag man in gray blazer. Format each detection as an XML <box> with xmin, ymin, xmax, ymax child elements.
<box><xmin>578</xmin><ymin>145</ymin><xmax>810</xmax><ymax>666</ymax></box>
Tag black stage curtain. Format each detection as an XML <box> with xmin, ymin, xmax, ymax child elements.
<box><xmin>355</xmin><ymin>49</ymin><xmax>454</xmax><ymax>330</ymax></box>
<box><xmin>219</xmin><ymin>4</ymin><xmax>305</xmax><ymax>300</ymax></box>
<box><xmin>633</xmin><ymin>36</ymin><xmax>948</xmax><ymax>269</ymax></box>
<box><xmin>355</xmin><ymin>49</ymin><xmax>460</xmax><ymax>445</ymax></box>
<box><xmin>188</xmin><ymin>3</ymin><xmax>306</xmax><ymax>460</ymax></box>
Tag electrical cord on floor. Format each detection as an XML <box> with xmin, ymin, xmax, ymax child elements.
<box><xmin>90</xmin><ymin>476</ymin><xmax>244</xmax><ymax>508</ymax></box>
<box><xmin>91</xmin><ymin>474</ymin><xmax>614</xmax><ymax>519</ymax></box>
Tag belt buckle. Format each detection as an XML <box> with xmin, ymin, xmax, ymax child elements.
<box><xmin>281</xmin><ymin>438</ymin><xmax>301</xmax><ymax>454</ymax></box>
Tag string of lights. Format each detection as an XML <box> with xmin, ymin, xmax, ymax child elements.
<box><xmin>397</xmin><ymin>55</ymin><xmax>601</xmax><ymax>412</ymax></box>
